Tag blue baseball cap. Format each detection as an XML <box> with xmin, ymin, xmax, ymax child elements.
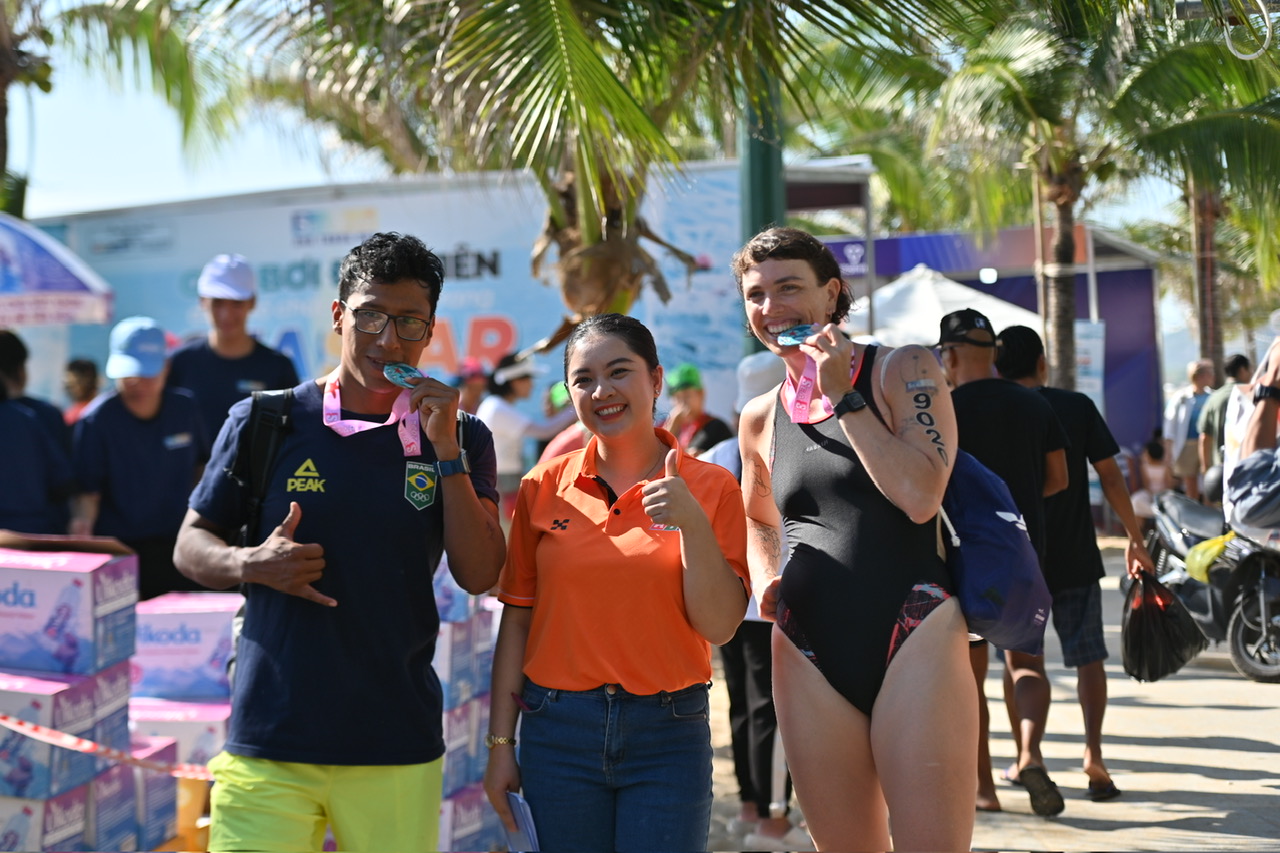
<box><xmin>105</xmin><ymin>316</ymin><xmax>167</xmax><ymax>379</ymax></box>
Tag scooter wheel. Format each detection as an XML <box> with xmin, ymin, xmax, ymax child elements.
<box><xmin>1227</xmin><ymin>597</ymin><xmax>1280</xmax><ymax>683</ymax></box>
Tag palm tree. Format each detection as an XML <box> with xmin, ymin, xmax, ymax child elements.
<box><xmin>925</xmin><ymin>5</ymin><xmax>1280</xmax><ymax>389</ymax></box>
<box><xmin>209</xmin><ymin>0</ymin><xmax>1006</xmax><ymax>349</ymax></box>
<box><xmin>0</xmin><ymin>0</ymin><xmax>228</xmax><ymax>216</ymax></box>
<box><xmin>1107</xmin><ymin>16</ymin><xmax>1280</xmax><ymax>382</ymax></box>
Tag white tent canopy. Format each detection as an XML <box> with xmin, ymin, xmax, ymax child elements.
<box><xmin>844</xmin><ymin>264</ymin><xmax>1043</xmax><ymax>347</ymax></box>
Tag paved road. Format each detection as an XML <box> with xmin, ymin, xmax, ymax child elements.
<box><xmin>707</xmin><ymin>539</ymin><xmax>1280</xmax><ymax>851</ymax></box>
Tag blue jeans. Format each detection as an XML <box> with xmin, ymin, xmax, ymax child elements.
<box><xmin>518</xmin><ymin>680</ymin><xmax>713</xmax><ymax>853</ymax></box>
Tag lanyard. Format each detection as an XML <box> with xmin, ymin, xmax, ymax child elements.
<box><xmin>781</xmin><ymin>350</ymin><xmax>864</xmax><ymax>424</ymax></box>
<box><xmin>322</xmin><ymin>372</ymin><xmax>422</xmax><ymax>457</ymax></box>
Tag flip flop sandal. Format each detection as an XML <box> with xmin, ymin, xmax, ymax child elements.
<box><xmin>1086</xmin><ymin>781</ymin><xmax>1122</xmax><ymax>801</ymax></box>
<box><xmin>1001</xmin><ymin>767</ymin><xmax>1025</xmax><ymax>786</ymax></box>
<box><xmin>1020</xmin><ymin>766</ymin><xmax>1065</xmax><ymax>817</ymax></box>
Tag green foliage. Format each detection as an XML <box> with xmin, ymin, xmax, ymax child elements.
<box><xmin>0</xmin><ymin>1</ymin><xmax>233</xmax><ymax>180</ymax></box>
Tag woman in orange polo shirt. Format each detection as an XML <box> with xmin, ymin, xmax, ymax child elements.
<box><xmin>483</xmin><ymin>313</ymin><xmax>749</xmax><ymax>852</ymax></box>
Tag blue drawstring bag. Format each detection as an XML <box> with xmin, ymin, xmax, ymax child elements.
<box><xmin>939</xmin><ymin>450</ymin><xmax>1051</xmax><ymax>655</ymax></box>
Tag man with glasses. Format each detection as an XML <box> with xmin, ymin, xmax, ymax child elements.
<box><xmin>936</xmin><ymin>308</ymin><xmax>1068</xmax><ymax>817</ymax></box>
<box><xmin>174</xmin><ymin>232</ymin><xmax>506</xmax><ymax>851</ymax></box>
<box><xmin>166</xmin><ymin>253</ymin><xmax>299</xmax><ymax>442</ymax></box>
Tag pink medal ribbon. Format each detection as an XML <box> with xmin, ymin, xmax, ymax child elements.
<box><xmin>322</xmin><ymin>373</ymin><xmax>422</xmax><ymax>457</ymax></box>
<box><xmin>782</xmin><ymin>351</ymin><xmax>863</xmax><ymax>424</ymax></box>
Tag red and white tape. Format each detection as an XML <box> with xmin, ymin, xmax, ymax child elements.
<box><xmin>0</xmin><ymin>713</ymin><xmax>213</xmax><ymax>781</ymax></box>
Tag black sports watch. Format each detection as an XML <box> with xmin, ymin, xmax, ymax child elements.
<box><xmin>436</xmin><ymin>450</ymin><xmax>471</xmax><ymax>477</ymax></box>
<box><xmin>834</xmin><ymin>389</ymin><xmax>868</xmax><ymax>417</ymax></box>
<box><xmin>1254</xmin><ymin>384</ymin><xmax>1280</xmax><ymax>404</ymax></box>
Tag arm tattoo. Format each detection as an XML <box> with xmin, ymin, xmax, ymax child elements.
<box><xmin>906</xmin><ymin>389</ymin><xmax>948</xmax><ymax>460</ymax></box>
<box><xmin>747</xmin><ymin>457</ymin><xmax>772</xmax><ymax>498</ymax></box>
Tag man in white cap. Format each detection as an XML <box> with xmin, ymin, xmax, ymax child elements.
<box><xmin>72</xmin><ymin>316</ymin><xmax>210</xmax><ymax>599</ymax></box>
<box><xmin>167</xmin><ymin>254</ymin><xmax>299</xmax><ymax>442</ymax></box>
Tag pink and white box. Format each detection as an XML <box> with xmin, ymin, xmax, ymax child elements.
<box><xmin>0</xmin><ymin>549</ymin><xmax>137</xmax><ymax>676</ymax></box>
<box><xmin>132</xmin><ymin>592</ymin><xmax>241</xmax><ymax>700</ymax></box>
<box><xmin>0</xmin><ymin>670</ymin><xmax>96</xmax><ymax>799</ymax></box>
<box><xmin>87</xmin><ymin>763</ymin><xmax>138</xmax><ymax>851</ymax></box>
<box><xmin>0</xmin><ymin>785</ymin><xmax>87</xmax><ymax>852</ymax></box>
<box><xmin>94</xmin><ymin>660</ymin><xmax>132</xmax><ymax>772</ymax></box>
<box><xmin>127</xmin><ymin>698</ymin><xmax>230</xmax><ymax>767</ymax></box>
<box><xmin>131</xmin><ymin>737</ymin><xmax>177</xmax><ymax>851</ymax></box>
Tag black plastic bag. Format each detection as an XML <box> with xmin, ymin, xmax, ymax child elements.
<box><xmin>1121</xmin><ymin>571</ymin><xmax>1208</xmax><ymax>682</ymax></box>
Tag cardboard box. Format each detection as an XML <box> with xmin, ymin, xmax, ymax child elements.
<box><xmin>438</xmin><ymin>783</ymin><xmax>486</xmax><ymax>852</ymax></box>
<box><xmin>94</xmin><ymin>660</ymin><xmax>131</xmax><ymax>773</ymax></box>
<box><xmin>433</xmin><ymin>558</ymin><xmax>475</xmax><ymax>624</ymax></box>
<box><xmin>468</xmin><ymin>693</ymin><xmax>491</xmax><ymax>787</ymax></box>
<box><xmin>433</xmin><ymin>618</ymin><xmax>475</xmax><ymax>711</ymax></box>
<box><xmin>127</xmin><ymin>698</ymin><xmax>229</xmax><ymax>767</ymax></box>
<box><xmin>0</xmin><ymin>548</ymin><xmax>137</xmax><ymax>676</ymax></box>
<box><xmin>132</xmin><ymin>592</ymin><xmax>241</xmax><ymax>700</ymax></box>
<box><xmin>0</xmin><ymin>670</ymin><xmax>96</xmax><ymax>798</ymax></box>
<box><xmin>131</xmin><ymin>737</ymin><xmax>177</xmax><ymax>851</ymax></box>
<box><xmin>471</xmin><ymin>607</ymin><xmax>496</xmax><ymax>698</ymax></box>
<box><xmin>87</xmin><ymin>763</ymin><xmax>138</xmax><ymax>851</ymax></box>
<box><xmin>441</xmin><ymin>699</ymin><xmax>478</xmax><ymax>798</ymax></box>
<box><xmin>0</xmin><ymin>784</ymin><xmax>87</xmax><ymax>852</ymax></box>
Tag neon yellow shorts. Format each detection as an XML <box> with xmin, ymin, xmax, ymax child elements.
<box><xmin>207</xmin><ymin>751</ymin><xmax>443</xmax><ymax>852</ymax></box>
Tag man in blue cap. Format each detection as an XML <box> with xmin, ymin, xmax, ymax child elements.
<box><xmin>72</xmin><ymin>316</ymin><xmax>209</xmax><ymax>598</ymax></box>
<box><xmin>167</xmin><ymin>254</ymin><xmax>299</xmax><ymax>443</ymax></box>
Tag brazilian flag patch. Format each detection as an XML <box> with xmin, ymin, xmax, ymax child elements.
<box><xmin>405</xmin><ymin>461</ymin><xmax>437</xmax><ymax>510</ymax></box>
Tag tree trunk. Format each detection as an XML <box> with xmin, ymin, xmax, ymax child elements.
<box><xmin>1188</xmin><ymin>177</ymin><xmax>1224</xmax><ymax>385</ymax></box>
<box><xmin>1046</xmin><ymin>198</ymin><xmax>1076</xmax><ymax>390</ymax></box>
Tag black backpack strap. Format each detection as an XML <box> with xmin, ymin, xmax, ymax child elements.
<box><xmin>226</xmin><ymin>389</ymin><xmax>294</xmax><ymax>545</ymax></box>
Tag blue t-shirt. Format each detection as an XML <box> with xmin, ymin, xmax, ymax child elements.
<box><xmin>14</xmin><ymin>395</ymin><xmax>73</xmax><ymax>530</ymax></box>
<box><xmin>16</xmin><ymin>395</ymin><xmax>70</xmax><ymax>454</ymax></box>
<box><xmin>167</xmin><ymin>339</ymin><xmax>300</xmax><ymax>445</ymax></box>
<box><xmin>1186</xmin><ymin>391</ymin><xmax>1210</xmax><ymax>440</ymax></box>
<box><xmin>0</xmin><ymin>401</ymin><xmax>74</xmax><ymax>534</ymax></box>
<box><xmin>73</xmin><ymin>389</ymin><xmax>209</xmax><ymax>540</ymax></box>
<box><xmin>188</xmin><ymin>380</ymin><xmax>499</xmax><ymax>766</ymax></box>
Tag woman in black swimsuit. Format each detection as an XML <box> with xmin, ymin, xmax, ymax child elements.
<box><xmin>734</xmin><ymin>228</ymin><xmax>977</xmax><ymax>851</ymax></box>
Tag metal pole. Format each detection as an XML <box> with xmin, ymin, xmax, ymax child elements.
<box><xmin>738</xmin><ymin>78</ymin><xmax>786</xmax><ymax>356</ymax></box>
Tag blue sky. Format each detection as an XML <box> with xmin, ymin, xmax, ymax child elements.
<box><xmin>15</xmin><ymin>57</ymin><xmax>1182</xmax><ymax>226</ymax></box>
<box><xmin>14</xmin><ymin>60</ymin><xmax>389</xmax><ymax>219</ymax></box>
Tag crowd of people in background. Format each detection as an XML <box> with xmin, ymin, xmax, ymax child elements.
<box><xmin>0</xmin><ymin>223</ymin><xmax>1262</xmax><ymax>852</ymax></box>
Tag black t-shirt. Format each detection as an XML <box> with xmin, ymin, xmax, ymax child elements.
<box><xmin>951</xmin><ymin>378</ymin><xmax>1068</xmax><ymax>560</ymax></box>
<box><xmin>167</xmin><ymin>339</ymin><xmax>300</xmax><ymax>445</ymax></box>
<box><xmin>1040</xmin><ymin>387</ymin><xmax>1120</xmax><ymax>593</ymax></box>
<box><xmin>688</xmin><ymin>415</ymin><xmax>733</xmax><ymax>456</ymax></box>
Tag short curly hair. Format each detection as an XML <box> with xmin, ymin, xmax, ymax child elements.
<box><xmin>730</xmin><ymin>227</ymin><xmax>852</xmax><ymax>325</ymax></box>
<box><xmin>338</xmin><ymin>232</ymin><xmax>445</xmax><ymax>310</ymax></box>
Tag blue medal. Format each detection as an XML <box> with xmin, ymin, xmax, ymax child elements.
<box><xmin>776</xmin><ymin>324</ymin><xmax>818</xmax><ymax>346</ymax></box>
<box><xmin>383</xmin><ymin>362</ymin><xmax>424</xmax><ymax>388</ymax></box>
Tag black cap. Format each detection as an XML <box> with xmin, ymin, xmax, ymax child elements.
<box><xmin>937</xmin><ymin>308</ymin><xmax>996</xmax><ymax>347</ymax></box>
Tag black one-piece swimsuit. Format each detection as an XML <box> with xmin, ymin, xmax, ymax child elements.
<box><xmin>772</xmin><ymin>345</ymin><xmax>955</xmax><ymax>716</ymax></box>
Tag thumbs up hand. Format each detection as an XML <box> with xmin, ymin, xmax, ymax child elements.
<box><xmin>641</xmin><ymin>448</ymin><xmax>702</xmax><ymax>529</ymax></box>
<box><xmin>241</xmin><ymin>502</ymin><xmax>336</xmax><ymax>607</ymax></box>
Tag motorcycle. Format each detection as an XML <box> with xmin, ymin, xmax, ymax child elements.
<box><xmin>1143</xmin><ymin>490</ymin><xmax>1280</xmax><ymax>683</ymax></box>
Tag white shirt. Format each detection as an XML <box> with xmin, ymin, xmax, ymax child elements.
<box><xmin>475</xmin><ymin>394</ymin><xmax>578</xmax><ymax>477</ymax></box>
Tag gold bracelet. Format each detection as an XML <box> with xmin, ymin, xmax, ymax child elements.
<box><xmin>484</xmin><ymin>734</ymin><xmax>516</xmax><ymax>749</ymax></box>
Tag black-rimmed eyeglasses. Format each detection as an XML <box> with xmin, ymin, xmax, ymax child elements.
<box><xmin>340</xmin><ymin>300</ymin><xmax>431</xmax><ymax>341</ymax></box>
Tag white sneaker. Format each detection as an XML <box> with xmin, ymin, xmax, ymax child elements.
<box><xmin>742</xmin><ymin>825</ymin><xmax>816</xmax><ymax>852</ymax></box>
<box><xmin>726</xmin><ymin>816</ymin><xmax>759</xmax><ymax>837</ymax></box>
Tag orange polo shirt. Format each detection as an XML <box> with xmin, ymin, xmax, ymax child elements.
<box><xmin>496</xmin><ymin>428</ymin><xmax>749</xmax><ymax>694</ymax></box>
